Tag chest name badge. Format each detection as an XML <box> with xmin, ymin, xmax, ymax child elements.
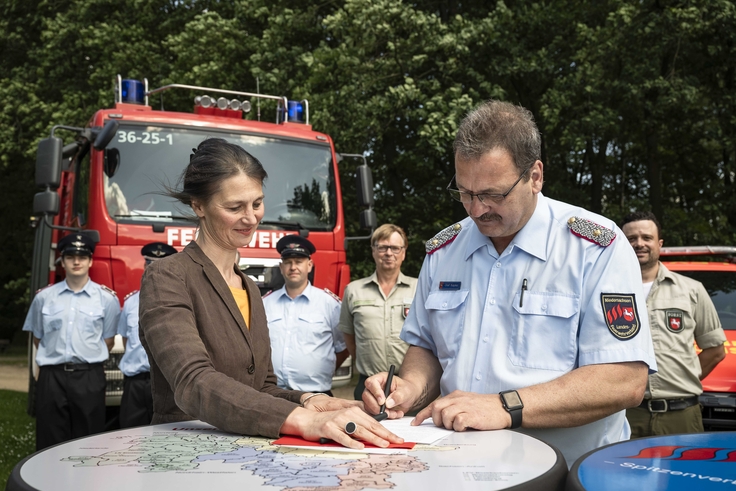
<box><xmin>600</xmin><ymin>294</ymin><xmax>641</xmax><ymax>340</ymax></box>
<box><xmin>439</xmin><ymin>281</ymin><xmax>461</xmax><ymax>291</ymax></box>
<box><xmin>665</xmin><ymin>309</ymin><xmax>684</xmax><ymax>333</ymax></box>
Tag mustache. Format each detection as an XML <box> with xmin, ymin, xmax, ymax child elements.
<box><xmin>476</xmin><ymin>213</ymin><xmax>502</xmax><ymax>222</ymax></box>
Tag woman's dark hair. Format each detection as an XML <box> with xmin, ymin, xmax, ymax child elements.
<box><xmin>168</xmin><ymin>138</ymin><xmax>268</xmax><ymax>210</ymax></box>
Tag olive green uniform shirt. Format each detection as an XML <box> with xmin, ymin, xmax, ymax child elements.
<box><xmin>645</xmin><ymin>263</ymin><xmax>726</xmax><ymax>399</ymax></box>
<box><xmin>339</xmin><ymin>272</ymin><xmax>417</xmax><ymax>377</ymax></box>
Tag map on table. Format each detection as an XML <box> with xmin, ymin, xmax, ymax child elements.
<box><xmin>18</xmin><ymin>420</ymin><xmax>556</xmax><ymax>490</ymax></box>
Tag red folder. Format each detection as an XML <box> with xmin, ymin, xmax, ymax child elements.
<box><xmin>272</xmin><ymin>436</ymin><xmax>416</xmax><ymax>450</ymax></box>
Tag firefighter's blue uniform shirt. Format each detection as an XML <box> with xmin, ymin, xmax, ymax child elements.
<box><xmin>401</xmin><ymin>193</ymin><xmax>657</xmax><ymax>467</ymax></box>
<box><xmin>117</xmin><ymin>291</ymin><xmax>150</xmax><ymax>377</ymax></box>
<box><xmin>263</xmin><ymin>283</ymin><xmax>345</xmax><ymax>392</ymax></box>
<box><xmin>23</xmin><ymin>279</ymin><xmax>120</xmax><ymax>366</ymax></box>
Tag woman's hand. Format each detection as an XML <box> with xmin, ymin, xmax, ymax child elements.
<box><xmin>302</xmin><ymin>393</ymin><xmax>364</xmax><ymax>412</ymax></box>
<box><xmin>281</xmin><ymin>406</ymin><xmax>404</xmax><ymax>450</ymax></box>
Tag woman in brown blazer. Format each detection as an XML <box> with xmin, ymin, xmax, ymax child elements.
<box><xmin>139</xmin><ymin>138</ymin><xmax>401</xmax><ymax>449</ymax></box>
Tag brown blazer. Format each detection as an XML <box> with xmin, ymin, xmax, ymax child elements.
<box><xmin>139</xmin><ymin>241</ymin><xmax>304</xmax><ymax>437</ymax></box>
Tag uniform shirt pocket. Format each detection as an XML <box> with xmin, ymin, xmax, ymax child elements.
<box><xmin>79</xmin><ymin>306</ymin><xmax>104</xmax><ymax>334</ymax></box>
<box><xmin>352</xmin><ymin>301</ymin><xmax>381</xmax><ymax>340</ymax></box>
<box><xmin>297</xmin><ymin>312</ymin><xmax>331</xmax><ymax>346</ymax></box>
<box><xmin>425</xmin><ymin>290</ymin><xmax>468</xmax><ymax>358</ymax></box>
<box><xmin>509</xmin><ymin>292</ymin><xmax>579</xmax><ymax>371</ymax></box>
<box><xmin>648</xmin><ymin>296</ymin><xmax>693</xmax><ymax>349</ymax></box>
<box><xmin>41</xmin><ymin>302</ymin><xmax>65</xmax><ymax>333</ymax></box>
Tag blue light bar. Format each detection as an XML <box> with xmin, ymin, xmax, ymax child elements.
<box><xmin>287</xmin><ymin>100</ymin><xmax>306</xmax><ymax>123</ymax></box>
<box><xmin>121</xmin><ymin>79</ymin><xmax>145</xmax><ymax>105</ymax></box>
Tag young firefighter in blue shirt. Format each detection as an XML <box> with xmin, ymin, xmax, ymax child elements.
<box><xmin>117</xmin><ymin>242</ymin><xmax>178</xmax><ymax>428</ymax></box>
<box><xmin>362</xmin><ymin>100</ymin><xmax>657</xmax><ymax>467</ymax></box>
<box><xmin>23</xmin><ymin>233</ymin><xmax>120</xmax><ymax>450</ymax></box>
<box><xmin>263</xmin><ymin>235</ymin><xmax>349</xmax><ymax>395</ymax></box>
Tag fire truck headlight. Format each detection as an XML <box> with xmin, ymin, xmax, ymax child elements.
<box><xmin>216</xmin><ymin>97</ymin><xmax>229</xmax><ymax>110</ymax></box>
<box><xmin>196</xmin><ymin>95</ymin><xmax>214</xmax><ymax>108</ymax></box>
<box><xmin>229</xmin><ymin>99</ymin><xmax>242</xmax><ymax>111</ymax></box>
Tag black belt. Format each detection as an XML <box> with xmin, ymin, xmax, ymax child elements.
<box><xmin>638</xmin><ymin>396</ymin><xmax>699</xmax><ymax>413</ymax></box>
<box><xmin>45</xmin><ymin>362</ymin><xmax>103</xmax><ymax>372</ymax></box>
<box><xmin>125</xmin><ymin>372</ymin><xmax>151</xmax><ymax>381</ymax></box>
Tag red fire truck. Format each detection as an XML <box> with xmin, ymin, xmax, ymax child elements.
<box><xmin>29</xmin><ymin>76</ymin><xmax>375</xmax><ymax>415</ymax></box>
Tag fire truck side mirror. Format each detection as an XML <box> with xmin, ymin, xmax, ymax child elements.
<box><xmin>359</xmin><ymin>209</ymin><xmax>377</xmax><ymax>230</ymax></box>
<box><xmin>356</xmin><ymin>164</ymin><xmax>374</xmax><ymax>207</ymax></box>
<box><xmin>33</xmin><ymin>190</ymin><xmax>59</xmax><ymax>216</ymax></box>
<box><xmin>35</xmin><ymin>137</ymin><xmax>63</xmax><ymax>190</ymax></box>
<box><xmin>93</xmin><ymin>120</ymin><xmax>120</xmax><ymax>150</ymax></box>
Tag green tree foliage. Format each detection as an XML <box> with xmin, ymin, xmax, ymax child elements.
<box><xmin>1</xmin><ymin>0</ymin><xmax>735</xmax><ymax>339</ymax></box>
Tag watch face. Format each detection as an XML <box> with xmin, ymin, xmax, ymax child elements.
<box><xmin>502</xmin><ymin>391</ymin><xmax>523</xmax><ymax>409</ymax></box>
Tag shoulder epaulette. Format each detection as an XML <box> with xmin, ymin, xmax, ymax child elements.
<box><xmin>567</xmin><ymin>217</ymin><xmax>616</xmax><ymax>247</ymax></box>
<box><xmin>262</xmin><ymin>290</ymin><xmax>273</xmax><ymax>299</ymax></box>
<box><xmin>35</xmin><ymin>284</ymin><xmax>53</xmax><ymax>295</ymax></box>
<box><xmin>323</xmin><ymin>288</ymin><xmax>341</xmax><ymax>303</ymax></box>
<box><xmin>124</xmin><ymin>290</ymin><xmax>139</xmax><ymax>301</ymax></box>
<box><xmin>100</xmin><ymin>284</ymin><xmax>118</xmax><ymax>298</ymax></box>
<box><xmin>426</xmin><ymin>223</ymin><xmax>462</xmax><ymax>254</ymax></box>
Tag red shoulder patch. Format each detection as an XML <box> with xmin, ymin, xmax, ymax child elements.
<box><xmin>323</xmin><ymin>288</ymin><xmax>341</xmax><ymax>303</ymax></box>
<box><xmin>567</xmin><ymin>217</ymin><xmax>616</xmax><ymax>247</ymax></box>
<box><xmin>35</xmin><ymin>284</ymin><xmax>53</xmax><ymax>294</ymax></box>
<box><xmin>426</xmin><ymin>223</ymin><xmax>462</xmax><ymax>255</ymax></box>
<box><xmin>124</xmin><ymin>290</ymin><xmax>139</xmax><ymax>301</ymax></box>
<box><xmin>100</xmin><ymin>284</ymin><xmax>118</xmax><ymax>298</ymax></box>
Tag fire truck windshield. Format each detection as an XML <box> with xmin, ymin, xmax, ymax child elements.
<box><xmin>104</xmin><ymin>124</ymin><xmax>337</xmax><ymax>230</ymax></box>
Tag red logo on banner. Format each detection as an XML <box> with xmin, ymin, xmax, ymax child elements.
<box><xmin>625</xmin><ymin>445</ymin><xmax>736</xmax><ymax>462</ymax></box>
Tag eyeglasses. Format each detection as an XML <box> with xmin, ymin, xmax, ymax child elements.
<box><xmin>446</xmin><ymin>167</ymin><xmax>531</xmax><ymax>205</ymax></box>
<box><xmin>373</xmin><ymin>245</ymin><xmax>404</xmax><ymax>254</ymax></box>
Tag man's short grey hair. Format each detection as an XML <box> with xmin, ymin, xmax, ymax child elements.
<box><xmin>453</xmin><ymin>100</ymin><xmax>541</xmax><ymax>172</ymax></box>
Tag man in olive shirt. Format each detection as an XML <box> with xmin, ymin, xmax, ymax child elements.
<box><xmin>339</xmin><ymin>224</ymin><xmax>418</xmax><ymax>400</ymax></box>
<box><xmin>622</xmin><ymin>211</ymin><xmax>726</xmax><ymax>436</ymax></box>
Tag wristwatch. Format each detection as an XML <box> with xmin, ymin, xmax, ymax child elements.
<box><xmin>499</xmin><ymin>390</ymin><xmax>524</xmax><ymax>429</ymax></box>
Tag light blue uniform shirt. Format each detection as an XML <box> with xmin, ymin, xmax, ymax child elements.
<box><xmin>263</xmin><ymin>283</ymin><xmax>346</xmax><ymax>392</ymax></box>
<box><xmin>23</xmin><ymin>279</ymin><xmax>120</xmax><ymax>366</ymax></box>
<box><xmin>117</xmin><ymin>291</ymin><xmax>150</xmax><ymax>377</ymax></box>
<box><xmin>401</xmin><ymin>194</ymin><xmax>657</xmax><ymax>466</ymax></box>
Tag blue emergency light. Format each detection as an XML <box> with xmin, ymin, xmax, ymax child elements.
<box><xmin>287</xmin><ymin>100</ymin><xmax>306</xmax><ymax>123</ymax></box>
<box><xmin>121</xmin><ymin>79</ymin><xmax>146</xmax><ymax>105</ymax></box>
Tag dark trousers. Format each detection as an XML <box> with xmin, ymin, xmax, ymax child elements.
<box><xmin>36</xmin><ymin>364</ymin><xmax>106</xmax><ymax>451</ymax></box>
<box><xmin>626</xmin><ymin>404</ymin><xmax>704</xmax><ymax>438</ymax></box>
<box><xmin>119</xmin><ymin>373</ymin><xmax>153</xmax><ymax>428</ymax></box>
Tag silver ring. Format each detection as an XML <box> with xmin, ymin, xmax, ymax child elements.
<box><xmin>345</xmin><ymin>421</ymin><xmax>357</xmax><ymax>435</ymax></box>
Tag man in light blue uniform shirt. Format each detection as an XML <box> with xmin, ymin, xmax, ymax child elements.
<box><xmin>23</xmin><ymin>233</ymin><xmax>120</xmax><ymax>450</ymax></box>
<box><xmin>362</xmin><ymin>100</ymin><xmax>657</xmax><ymax>467</ymax></box>
<box><xmin>263</xmin><ymin>235</ymin><xmax>348</xmax><ymax>394</ymax></box>
<box><xmin>117</xmin><ymin>242</ymin><xmax>178</xmax><ymax>428</ymax></box>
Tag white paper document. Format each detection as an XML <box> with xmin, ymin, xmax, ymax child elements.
<box><xmin>381</xmin><ymin>417</ymin><xmax>454</xmax><ymax>444</ymax></box>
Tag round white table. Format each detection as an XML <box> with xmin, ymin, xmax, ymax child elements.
<box><xmin>8</xmin><ymin>420</ymin><xmax>567</xmax><ymax>491</ymax></box>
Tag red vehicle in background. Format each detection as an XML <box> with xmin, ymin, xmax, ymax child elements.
<box><xmin>660</xmin><ymin>246</ymin><xmax>736</xmax><ymax>430</ymax></box>
<box><xmin>29</xmin><ymin>77</ymin><xmax>376</xmax><ymax>415</ymax></box>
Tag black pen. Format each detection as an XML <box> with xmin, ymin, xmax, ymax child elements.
<box><xmin>374</xmin><ymin>364</ymin><xmax>396</xmax><ymax>421</ymax></box>
<box><xmin>519</xmin><ymin>278</ymin><xmax>528</xmax><ymax>308</ymax></box>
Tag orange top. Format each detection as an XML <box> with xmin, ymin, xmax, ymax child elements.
<box><xmin>229</xmin><ymin>286</ymin><xmax>251</xmax><ymax>329</ymax></box>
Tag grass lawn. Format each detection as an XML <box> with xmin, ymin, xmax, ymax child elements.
<box><xmin>0</xmin><ymin>390</ymin><xmax>35</xmax><ymax>490</ymax></box>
